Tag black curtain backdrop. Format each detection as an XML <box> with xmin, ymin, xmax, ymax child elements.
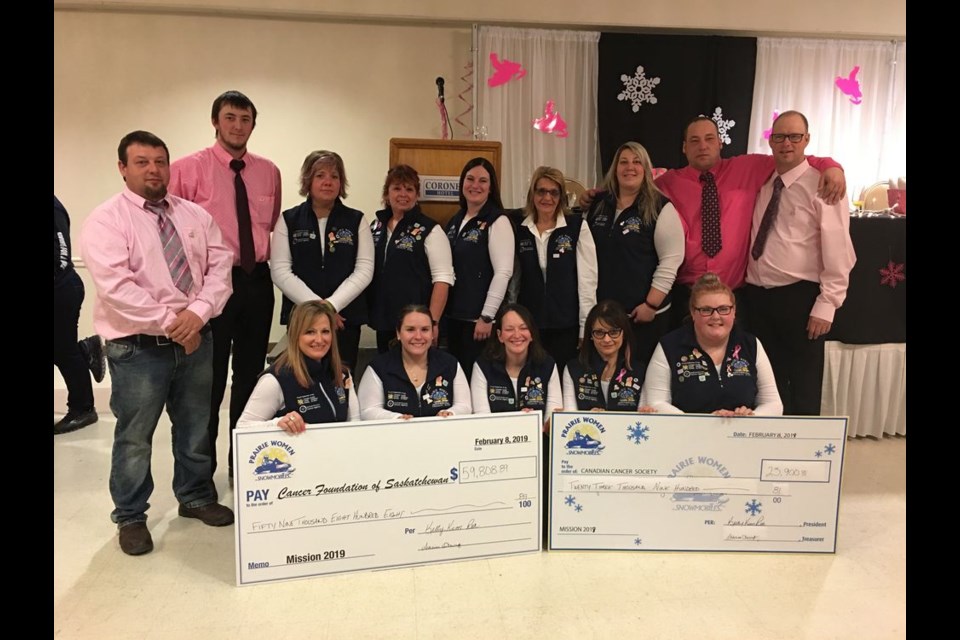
<box><xmin>598</xmin><ymin>33</ymin><xmax>757</xmax><ymax>174</ymax></box>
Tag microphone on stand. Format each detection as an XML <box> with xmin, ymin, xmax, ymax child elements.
<box><xmin>436</xmin><ymin>77</ymin><xmax>446</xmax><ymax>103</ymax></box>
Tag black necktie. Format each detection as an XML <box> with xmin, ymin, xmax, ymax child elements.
<box><xmin>751</xmin><ymin>176</ymin><xmax>785</xmax><ymax>260</ymax></box>
<box><xmin>699</xmin><ymin>172</ymin><xmax>721</xmax><ymax>257</ymax></box>
<box><xmin>230</xmin><ymin>158</ymin><xmax>256</xmax><ymax>274</ymax></box>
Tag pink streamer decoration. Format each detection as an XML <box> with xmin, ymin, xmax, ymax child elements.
<box><xmin>532</xmin><ymin>100</ymin><xmax>568</xmax><ymax>138</ymax></box>
<box><xmin>436</xmin><ymin>98</ymin><xmax>449</xmax><ymax>140</ymax></box>
<box><xmin>488</xmin><ymin>53</ymin><xmax>527</xmax><ymax>87</ymax></box>
<box><xmin>762</xmin><ymin>111</ymin><xmax>780</xmax><ymax>140</ymax></box>
<box><xmin>835</xmin><ymin>66</ymin><xmax>863</xmax><ymax>105</ymax></box>
<box><xmin>453</xmin><ymin>61</ymin><xmax>474</xmax><ymax>137</ymax></box>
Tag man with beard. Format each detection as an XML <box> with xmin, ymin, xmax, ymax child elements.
<box><xmin>81</xmin><ymin>130</ymin><xmax>235</xmax><ymax>555</ymax></box>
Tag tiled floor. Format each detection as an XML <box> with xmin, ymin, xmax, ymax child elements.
<box><xmin>55</xmin><ymin>373</ymin><xmax>906</xmax><ymax>639</ymax></box>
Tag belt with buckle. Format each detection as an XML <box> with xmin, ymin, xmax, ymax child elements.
<box><xmin>113</xmin><ymin>324</ymin><xmax>210</xmax><ymax>348</ymax></box>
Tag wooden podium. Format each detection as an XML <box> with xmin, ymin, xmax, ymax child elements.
<box><xmin>388</xmin><ymin>138</ymin><xmax>502</xmax><ymax>227</ymax></box>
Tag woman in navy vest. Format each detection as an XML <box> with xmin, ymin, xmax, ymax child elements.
<box><xmin>358</xmin><ymin>304</ymin><xmax>472</xmax><ymax>419</ymax></box>
<box><xmin>270</xmin><ymin>150</ymin><xmax>374</xmax><ymax>370</ymax></box>
<box><xmin>642</xmin><ymin>273</ymin><xmax>782</xmax><ymax>415</ymax></box>
<box><xmin>513</xmin><ymin>167</ymin><xmax>597</xmax><ymax>371</ymax></box>
<box><xmin>368</xmin><ymin>165</ymin><xmax>454</xmax><ymax>353</ymax></box>
<box><xmin>562</xmin><ymin>300</ymin><xmax>649</xmax><ymax>412</ymax></box>
<box><xmin>585</xmin><ymin>142</ymin><xmax>685</xmax><ymax>364</ymax></box>
<box><xmin>471</xmin><ymin>303</ymin><xmax>561</xmax><ymax>432</ymax></box>
<box><xmin>238</xmin><ymin>301</ymin><xmax>358</xmax><ymax>433</ymax></box>
<box><xmin>444</xmin><ymin>157</ymin><xmax>515</xmax><ymax>379</ymax></box>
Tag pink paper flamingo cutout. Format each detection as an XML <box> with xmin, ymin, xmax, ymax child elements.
<box><xmin>532</xmin><ymin>100</ymin><xmax>568</xmax><ymax>138</ymax></box>
<box><xmin>835</xmin><ymin>66</ymin><xmax>863</xmax><ymax>105</ymax></box>
<box><xmin>762</xmin><ymin>111</ymin><xmax>780</xmax><ymax>140</ymax></box>
<box><xmin>488</xmin><ymin>53</ymin><xmax>527</xmax><ymax>87</ymax></box>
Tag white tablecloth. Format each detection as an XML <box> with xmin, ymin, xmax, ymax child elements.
<box><xmin>822</xmin><ymin>342</ymin><xmax>906</xmax><ymax>438</ymax></box>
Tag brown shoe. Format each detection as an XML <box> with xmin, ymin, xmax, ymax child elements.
<box><xmin>118</xmin><ymin>522</ymin><xmax>153</xmax><ymax>556</ymax></box>
<box><xmin>178</xmin><ymin>502</ymin><xmax>234</xmax><ymax>527</ymax></box>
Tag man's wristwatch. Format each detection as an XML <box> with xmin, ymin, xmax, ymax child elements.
<box><xmin>479</xmin><ymin>315</ymin><xmax>494</xmax><ymax>323</ymax></box>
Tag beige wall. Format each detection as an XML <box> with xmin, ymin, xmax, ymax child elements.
<box><xmin>55</xmin><ymin>10</ymin><xmax>471</xmax><ymax>340</ymax></box>
<box><xmin>54</xmin><ymin>2</ymin><xmax>905</xmax><ymax>341</ymax></box>
<box><xmin>55</xmin><ymin>0</ymin><xmax>906</xmax><ymax>39</ymax></box>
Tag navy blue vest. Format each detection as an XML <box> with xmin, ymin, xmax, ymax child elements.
<box><xmin>368</xmin><ymin>346</ymin><xmax>460</xmax><ymax>417</ymax></box>
<box><xmin>587</xmin><ymin>191</ymin><xmax>670</xmax><ymax>312</ymax></box>
<box><xmin>269</xmin><ymin>358</ymin><xmax>350</xmax><ymax>424</ymax></box>
<box><xmin>475</xmin><ymin>355</ymin><xmax>556</xmax><ymax>412</ymax></box>
<box><xmin>280</xmin><ymin>199</ymin><xmax>368</xmax><ymax>326</ymax></box>
<box><xmin>368</xmin><ymin>206</ymin><xmax>437</xmax><ymax>331</ymax></box>
<box><xmin>659</xmin><ymin>324</ymin><xmax>759</xmax><ymax>414</ymax></box>
<box><xmin>565</xmin><ymin>354</ymin><xmax>645</xmax><ymax>411</ymax></box>
<box><xmin>514</xmin><ymin>213</ymin><xmax>582</xmax><ymax>329</ymax></box>
<box><xmin>444</xmin><ymin>201</ymin><xmax>504</xmax><ymax>320</ymax></box>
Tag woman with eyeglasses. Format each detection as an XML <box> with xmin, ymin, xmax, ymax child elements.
<box><xmin>584</xmin><ymin>142</ymin><xmax>684</xmax><ymax>364</ymax></box>
<box><xmin>471</xmin><ymin>303</ymin><xmax>561</xmax><ymax>432</ymax></box>
<box><xmin>513</xmin><ymin>166</ymin><xmax>597</xmax><ymax>370</ymax></box>
<box><xmin>562</xmin><ymin>300</ymin><xmax>649</xmax><ymax>412</ymax></box>
<box><xmin>642</xmin><ymin>273</ymin><xmax>782</xmax><ymax>415</ymax></box>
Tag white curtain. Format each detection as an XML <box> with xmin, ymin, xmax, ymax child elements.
<box><xmin>748</xmin><ymin>38</ymin><xmax>906</xmax><ymax>203</ymax></box>
<box><xmin>477</xmin><ymin>26</ymin><xmax>599</xmax><ymax>209</ymax></box>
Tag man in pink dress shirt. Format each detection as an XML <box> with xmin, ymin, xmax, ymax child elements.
<box><xmin>169</xmin><ymin>91</ymin><xmax>282</xmax><ymax>482</ymax></box>
<box><xmin>743</xmin><ymin>111</ymin><xmax>856</xmax><ymax>415</ymax></box>
<box><xmin>581</xmin><ymin>117</ymin><xmax>846</xmax><ymax>329</ymax></box>
<box><xmin>81</xmin><ymin>131</ymin><xmax>236</xmax><ymax>556</ymax></box>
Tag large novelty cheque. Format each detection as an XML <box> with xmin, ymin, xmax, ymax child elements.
<box><xmin>234</xmin><ymin>412</ymin><xmax>542</xmax><ymax>585</ymax></box>
<box><xmin>550</xmin><ymin>412</ymin><xmax>847</xmax><ymax>553</ymax></box>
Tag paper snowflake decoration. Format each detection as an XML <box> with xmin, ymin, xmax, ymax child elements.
<box><xmin>879</xmin><ymin>261</ymin><xmax>905</xmax><ymax>288</ymax></box>
<box><xmin>701</xmin><ymin>106</ymin><xmax>735</xmax><ymax>144</ymax></box>
<box><xmin>618</xmin><ymin>65</ymin><xmax>660</xmax><ymax>112</ymax></box>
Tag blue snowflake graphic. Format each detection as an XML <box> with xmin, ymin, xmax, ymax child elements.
<box><xmin>575</xmin><ymin>504</ymin><xmax>583</xmax><ymax>513</ymax></box>
<box><xmin>634</xmin><ymin>537</ymin><xmax>642</xmax><ymax>546</ymax></box>
<box><xmin>745</xmin><ymin>499</ymin><xmax>762</xmax><ymax>516</ymax></box>
<box><xmin>627</xmin><ymin>423</ymin><xmax>650</xmax><ymax>444</ymax></box>
<box><xmin>824</xmin><ymin>443</ymin><xmax>836</xmax><ymax>455</ymax></box>
<box><xmin>815</xmin><ymin>450</ymin><xmax>823</xmax><ymax>458</ymax></box>
<box><xmin>564</xmin><ymin>495</ymin><xmax>576</xmax><ymax>506</ymax></box>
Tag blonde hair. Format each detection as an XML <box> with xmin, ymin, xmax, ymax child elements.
<box><xmin>274</xmin><ymin>301</ymin><xmax>345</xmax><ymax>388</ymax></box>
<box><xmin>599</xmin><ymin>141</ymin><xmax>664</xmax><ymax>226</ymax></box>
<box><xmin>523</xmin><ymin>166</ymin><xmax>570</xmax><ymax>223</ymax></box>
<box><xmin>689</xmin><ymin>273</ymin><xmax>735</xmax><ymax>311</ymax></box>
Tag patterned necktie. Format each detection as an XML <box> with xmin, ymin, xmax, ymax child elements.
<box><xmin>230</xmin><ymin>158</ymin><xmax>256</xmax><ymax>274</ymax></box>
<box><xmin>145</xmin><ymin>200</ymin><xmax>193</xmax><ymax>294</ymax></box>
<box><xmin>751</xmin><ymin>176</ymin><xmax>785</xmax><ymax>260</ymax></box>
<box><xmin>699</xmin><ymin>171</ymin><xmax>721</xmax><ymax>257</ymax></box>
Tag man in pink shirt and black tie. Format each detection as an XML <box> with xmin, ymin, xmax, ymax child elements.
<box><xmin>81</xmin><ymin>130</ymin><xmax>235</xmax><ymax>556</ymax></box>
<box><xmin>169</xmin><ymin>91</ymin><xmax>282</xmax><ymax>482</ymax></box>
<box><xmin>743</xmin><ymin>111</ymin><xmax>856</xmax><ymax>415</ymax></box>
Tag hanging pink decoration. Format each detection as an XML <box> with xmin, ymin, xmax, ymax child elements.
<box><xmin>835</xmin><ymin>66</ymin><xmax>863</xmax><ymax>105</ymax></box>
<box><xmin>762</xmin><ymin>111</ymin><xmax>780</xmax><ymax>140</ymax></box>
<box><xmin>532</xmin><ymin>100</ymin><xmax>568</xmax><ymax>138</ymax></box>
<box><xmin>488</xmin><ymin>53</ymin><xmax>527</xmax><ymax>87</ymax></box>
<box><xmin>454</xmin><ymin>60</ymin><xmax>474</xmax><ymax>137</ymax></box>
<box><xmin>436</xmin><ymin>98</ymin><xmax>450</xmax><ymax>140</ymax></box>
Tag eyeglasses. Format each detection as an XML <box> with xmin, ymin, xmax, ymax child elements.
<box><xmin>769</xmin><ymin>133</ymin><xmax>806</xmax><ymax>143</ymax></box>
<box><xmin>535</xmin><ymin>188</ymin><xmax>561</xmax><ymax>198</ymax></box>
<box><xmin>693</xmin><ymin>305</ymin><xmax>734</xmax><ymax>317</ymax></box>
<box><xmin>591</xmin><ymin>328</ymin><xmax>623</xmax><ymax>340</ymax></box>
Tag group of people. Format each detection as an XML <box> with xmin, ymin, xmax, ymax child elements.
<box><xmin>65</xmin><ymin>86</ymin><xmax>855</xmax><ymax>557</ymax></box>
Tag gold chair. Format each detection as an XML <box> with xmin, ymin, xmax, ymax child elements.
<box><xmin>564</xmin><ymin>178</ymin><xmax>586</xmax><ymax>209</ymax></box>
<box><xmin>860</xmin><ymin>182</ymin><xmax>890</xmax><ymax>211</ymax></box>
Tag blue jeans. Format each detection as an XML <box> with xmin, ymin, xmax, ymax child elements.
<box><xmin>106</xmin><ymin>332</ymin><xmax>218</xmax><ymax>527</ymax></box>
